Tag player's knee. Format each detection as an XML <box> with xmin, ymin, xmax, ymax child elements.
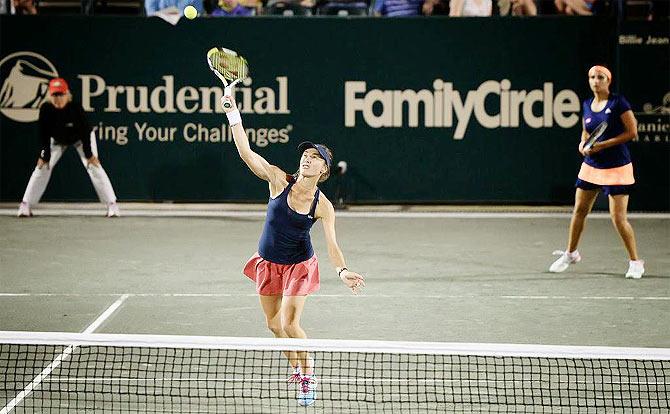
<box><xmin>610</xmin><ymin>213</ymin><xmax>627</xmax><ymax>228</ymax></box>
<box><xmin>32</xmin><ymin>166</ymin><xmax>49</xmax><ymax>177</ymax></box>
<box><xmin>88</xmin><ymin>165</ymin><xmax>104</xmax><ymax>178</ymax></box>
<box><xmin>574</xmin><ymin>205</ymin><xmax>590</xmax><ymax>218</ymax></box>
<box><xmin>266</xmin><ymin>319</ymin><xmax>282</xmax><ymax>336</ymax></box>
<box><xmin>282</xmin><ymin>321</ymin><xmax>301</xmax><ymax>337</ymax></box>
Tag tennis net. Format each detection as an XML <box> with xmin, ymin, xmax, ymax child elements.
<box><xmin>1</xmin><ymin>331</ymin><xmax>668</xmax><ymax>413</ymax></box>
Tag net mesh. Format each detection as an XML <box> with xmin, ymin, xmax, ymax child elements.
<box><xmin>1</xmin><ymin>332</ymin><xmax>668</xmax><ymax>413</ymax></box>
<box><xmin>207</xmin><ymin>48</ymin><xmax>249</xmax><ymax>81</ymax></box>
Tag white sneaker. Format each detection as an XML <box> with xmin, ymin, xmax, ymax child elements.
<box><xmin>549</xmin><ymin>250</ymin><xmax>581</xmax><ymax>273</ymax></box>
<box><xmin>17</xmin><ymin>201</ymin><xmax>32</xmax><ymax>217</ymax></box>
<box><xmin>106</xmin><ymin>202</ymin><xmax>120</xmax><ymax>218</ymax></box>
<box><xmin>297</xmin><ymin>374</ymin><xmax>317</xmax><ymax>407</ymax></box>
<box><xmin>625</xmin><ymin>260</ymin><xmax>644</xmax><ymax>279</ymax></box>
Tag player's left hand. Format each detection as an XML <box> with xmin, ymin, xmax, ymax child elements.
<box><xmin>87</xmin><ymin>156</ymin><xmax>100</xmax><ymax>167</ymax></box>
<box><xmin>340</xmin><ymin>270</ymin><xmax>365</xmax><ymax>295</ymax></box>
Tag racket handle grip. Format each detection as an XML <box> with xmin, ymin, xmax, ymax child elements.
<box><xmin>223</xmin><ymin>85</ymin><xmax>233</xmax><ymax>109</ymax></box>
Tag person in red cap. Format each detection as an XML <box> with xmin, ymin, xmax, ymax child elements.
<box><xmin>17</xmin><ymin>78</ymin><xmax>120</xmax><ymax>218</ymax></box>
<box><xmin>220</xmin><ymin>92</ymin><xmax>365</xmax><ymax>407</ymax></box>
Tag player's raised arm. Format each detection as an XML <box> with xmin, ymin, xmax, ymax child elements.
<box><xmin>221</xmin><ymin>96</ymin><xmax>285</xmax><ymax>185</ymax></box>
<box><xmin>207</xmin><ymin>46</ymin><xmax>284</xmax><ymax>186</ymax></box>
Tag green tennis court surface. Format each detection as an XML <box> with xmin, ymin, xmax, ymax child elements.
<box><xmin>1</xmin><ymin>213</ymin><xmax>668</xmax><ymax>412</ymax></box>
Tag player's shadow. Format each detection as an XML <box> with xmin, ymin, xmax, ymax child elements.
<box><xmin>595</xmin><ymin>272</ymin><xmax>669</xmax><ymax>279</ymax></box>
<box><xmin>541</xmin><ymin>271</ymin><xmax>670</xmax><ymax>279</ymax></box>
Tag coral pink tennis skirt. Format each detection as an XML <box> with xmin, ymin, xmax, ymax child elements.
<box><xmin>243</xmin><ymin>253</ymin><xmax>320</xmax><ymax>296</ymax></box>
<box><xmin>578</xmin><ymin>162</ymin><xmax>635</xmax><ymax>185</ymax></box>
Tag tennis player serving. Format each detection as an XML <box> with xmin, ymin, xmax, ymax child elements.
<box><xmin>219</xmin><ymin>70</ymin><xmax>364</xmax><ymax>407</ymax></box>
<box><xmin>549</xmin><ymin>65</ymin><xmax>644</xmax><ymax>279</ymax></box>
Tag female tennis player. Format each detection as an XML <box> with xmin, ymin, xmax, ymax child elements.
<box><xmin>221</xmin><ymin>94</ymin><xmax>365</xmax><ymax>406</ymax></box>
<box><xmin>549</xmin><ymin>65</ymin><xmax>644</xmax><ymax>279</ymax></box>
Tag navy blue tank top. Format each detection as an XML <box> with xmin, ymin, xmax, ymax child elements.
<box><xmin>258</xmin><ymin>176</ymin><xmax>320</xmax><ymax>265</ymax></box>
<box><xmin>582</xmin><ymin>94</ymin><xmax>633</xmax><ymax>169</ymax></box>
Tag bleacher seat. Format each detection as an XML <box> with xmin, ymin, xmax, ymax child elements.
<box><xmin>316</xmin><ymin>0</ymin><xmax>368</xmax><ymax>15</ymax></box>
<box><xmin>624</xmin><ymin>0</ymin><xmax>652</xmax><ymax>19</ymax></box>
<box><xmin>265</xmin><ymin>0</ymin><xmax>312</xmax><ymax>15</ymax></box>
<box><xmin>36</xmin><ymin>0</ymin><xmax>142</xmax><ymax>15</ymax></box>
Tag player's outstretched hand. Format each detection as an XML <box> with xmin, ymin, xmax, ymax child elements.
<box><xmin>340</xmin><ymin>270</ymin><xmax>365</xmax><ymax>295</ymax></box>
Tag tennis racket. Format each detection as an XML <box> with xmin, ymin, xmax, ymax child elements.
<box><xmin>583</xmin><ymin>121</ymin><xmax>608</xmax><ymax>151</ymax></box>
<box><xmin>206</xmin><ymin>47</ymin><xmax>249</xmax><ymax>109</ymax></box>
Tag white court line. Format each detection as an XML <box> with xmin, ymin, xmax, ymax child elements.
<box><xmin>82</xmin><ymin>294</ymin><xmax>129</xmax><ymax>334</ymax></box>
<box><xmin>1</xmin><ymin>208</ymin><xmax>669</xmax><ymax>219</ymax></box>
<box><xmin>499</xmin><ymin>295</ymin><xmax>670</xmax><ymax>301</ymax></box>
<box><xmin>0</xmin><ymin>292</ymin><xmax>668</xmax><ymax>300</ymax></box>
<box><xmin>0</xmin><ymin>294</ymin><xmax>129</xmax><ymax>414</ymax></box>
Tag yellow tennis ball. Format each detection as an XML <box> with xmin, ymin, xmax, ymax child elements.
<box><xmin>184</xmin><ymin>5</ymin><xmax>197</xmax><ymax>19</ymax></box>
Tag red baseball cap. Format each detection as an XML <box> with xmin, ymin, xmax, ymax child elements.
<box><xmin>48</xmin><ymin>78</ymin><xmax>69</xmax><ymax>94</ymax></box>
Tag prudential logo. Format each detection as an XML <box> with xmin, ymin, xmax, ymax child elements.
<box><xmin>0</xmin><ymin>51</ymin><xmax>58</xmax><ymax>123</ymax></box>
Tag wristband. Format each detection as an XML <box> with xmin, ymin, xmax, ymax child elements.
<box><xmin>338</xmin><ymin>267</ymin><xmax>348</xmax><ymax>277</ymax></box>
<box><xmin>226</xmin><ymin>109</ymin><xmax>242</xmax><ymax>126</ymax></box>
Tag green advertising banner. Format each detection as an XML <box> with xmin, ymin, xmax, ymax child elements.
<box><xmin>1</xmin><ymin>16</ymin><xmax>667</xmax><ymax>210</ymax></box>
<box><xmin>615</xmin><ymin>20</ymin><xmax>670</xmax><ymax>211</ymax></box>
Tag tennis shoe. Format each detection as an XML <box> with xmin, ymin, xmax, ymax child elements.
<box><xmin>17</xmin><ymin>202</ymin><xmax>32</xmax><ymax>217</ymax></box>
<box><xmin>549</xmin><ymin>250</ymin><xmax>581</xmax><ymax>273</ymax></box>
<box><xmin>297</xmin><ymin>374</ymin><xmax>317</xmax><ymax>407</ymax></box>
<box><xmin>287</xmin><ymin>367</ymin><xmax>301</xmax><ymax>383</ymax></box>
<box><xmin>106</xmin><ymin>202</ymin><xmax>120</xmax><ymax>218</ymax></box>
<box><xmin>625</xmin><ymin>260</ymin><xmax>644</xmax><ymax>279</ymax></box>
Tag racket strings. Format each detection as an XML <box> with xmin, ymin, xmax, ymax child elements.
<box><xmin>593</xmin><ymin>122</ymin><xmax>607</xmax><ymax>136</ymax></box>
<box><xmin>590</xmin><ymin>123</ymin><xmax>607</xmax><ymax>141</ymax></box>
<box><xmin>210</xmin><ymin>52</ymin><xmax>248</xmax><ymax>81</ymax></box>
<box><xmin>585</xmin><ymin>121</ymin><xmax>608</xmax><ymax>150</ymax></box>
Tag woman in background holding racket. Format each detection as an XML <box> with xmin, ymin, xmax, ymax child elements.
<box><xmin>220</xmin><ymin>83</ymin><xmax>364</xmax><ymax>407</ymax></box>
<box><xmin>549</xmin><ymin>65</ymin><xmax>644</xmax><ymax>279</ymax></box>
